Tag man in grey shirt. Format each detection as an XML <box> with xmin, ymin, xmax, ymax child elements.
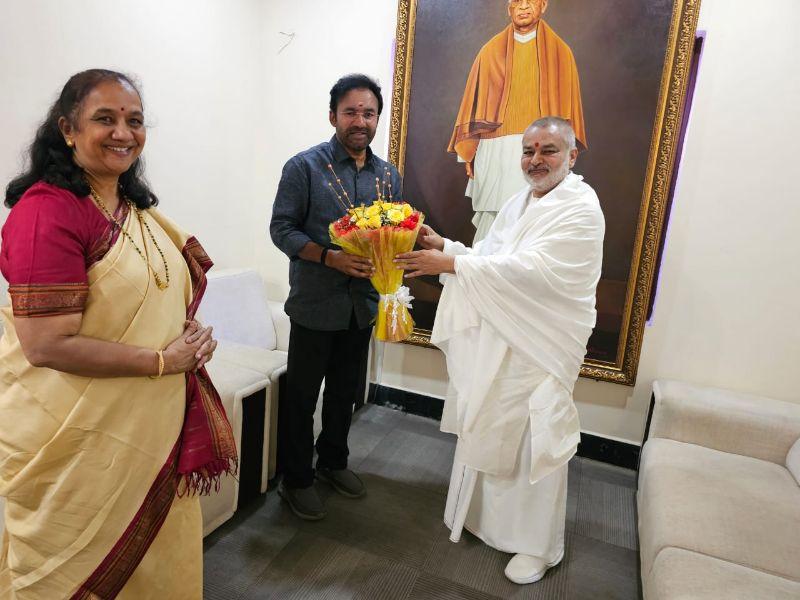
<box><xmin>270</xmin><ymin>74</ymin><xmax>402</xmax><ymax>520</ymax></box>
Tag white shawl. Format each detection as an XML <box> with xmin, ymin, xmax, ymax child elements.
<box><xmin>432</xmin><ymin>172</ymin><xmax>604</xmax><ymax>483</ymax></box>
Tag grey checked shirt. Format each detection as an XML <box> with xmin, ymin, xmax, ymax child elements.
<box><xmin>270</xmin><ymin>136</ymin><xmax>403</xmax><ymax>331</ymax></box>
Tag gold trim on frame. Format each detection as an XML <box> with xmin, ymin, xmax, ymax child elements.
<box><xmin>389</xmin><ymin>0</ymin><xmax>417</xmax><ymax>170</ymax></box>
<box><xmin>389</xmin><ymin>0</ymin><xmax>702</xmax><ymax>386</ymax></box>
<box><xmin>402</xmin><ymin>327</ymin><xmax>434</xmax><ymax>348</ymax></box>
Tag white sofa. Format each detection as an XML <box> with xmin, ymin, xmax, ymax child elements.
<box><xmin>198</xmin><ymin>268</ymin><xmax>289</xmax><ymax>535</ymax></box>
<box><xmin>638</xmin><ymin>379</ymin><xmax>800</xmax><ymax>599</ymax></box>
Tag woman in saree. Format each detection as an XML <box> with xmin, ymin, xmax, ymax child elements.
<box><xmin>0</xmin><ymin>69</ymin><xmax>237</xmax><ymax>599</ymax></box>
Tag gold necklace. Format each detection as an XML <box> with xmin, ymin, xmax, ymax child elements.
<box><xmin>88</xmin><ymin>184</ymin><xmax>170</xmax><ymax>290</ymax></box>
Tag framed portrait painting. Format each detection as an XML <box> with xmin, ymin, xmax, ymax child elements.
<box><xmin>389</xmin><ymin>0</ymin><xmax>702</xmax><ymax>385</ymax></box>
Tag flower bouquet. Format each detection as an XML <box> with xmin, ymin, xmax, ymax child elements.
<box><xmin>327</xmin><ymin>166</ymin><xmax>424</xmax><ymax>342</ymax></box>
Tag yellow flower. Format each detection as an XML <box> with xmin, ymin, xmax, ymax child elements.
<box><xmin>381</xmin><ymin>202</ymin><xmax>394</xmax><ymax>211</ymax></box>
<box><xmin>352</xmin><ymin>207</ymin><xmax>366</xmax><ymax>219</ymax></box>
<box><xmin>356</xmin><ymin>218</ymin><xmax>369</xmax><ymax>229</ymax></box>
<box><xmin>367</xmin><ymin>214</ymin><xmax>382</xmax><ymax>228</ymax></box>
<box><xmin>365</xmin><ymin>204</ymin><xmax>382</xmax><ymax>218</ymax></box>
<box><xmin>401</xmin><ymin>203</ymin><xmax>413</xmax><ymax>217</ymax></box>
<box><xmin>387</xmin><ymin>208</ymin><xmax>404</xmax><ymax>224</ymax></box>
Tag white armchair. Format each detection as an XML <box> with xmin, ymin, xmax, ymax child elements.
<box><xmin>638</xmin><ymin>380</ymin><xmax>800</xmax><ymax>599</ymax></box>
<box><xmin>198</xmin><ymin>268</ymin><xmax>289</xmax><ymax>535</ymax></box>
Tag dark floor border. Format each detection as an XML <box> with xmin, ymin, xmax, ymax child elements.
<box><xmin>367</xmin><ymin>383</ymin><xmax>640</xmax><ymax>470</ymax></box>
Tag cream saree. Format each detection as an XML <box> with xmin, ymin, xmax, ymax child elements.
<box><xmin>0</xmin><ymin>206</ymin><xmax>227</xmax><ymax>599</ymax></box>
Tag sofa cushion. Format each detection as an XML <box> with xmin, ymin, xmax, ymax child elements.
<box><xmin>206</xmin><ymin>357</ymin><xmax>269</xmax><ymax>432</ymax></box>
<box><xmin>651</xmin><ymin>380</ymin><xmax>800</xmax><ymax>466</ymax></box>
<box><xmin>215</xmin><ymin>341</ymin><xmax>287</xmax><ymax>378</ymax></box>
<box><xmin>649</xmin><ymin>547</ymin><xmax>800</xmax><ymax>600</ymax></box>
<box><xmin>787</xmin><ymin>437</ymin><xmax>800</xmax><ymax>486</ymax></box>
<box><xmin>202</xmin><ymin>269</ymin><xmax>277</xmax><ymax>350</ymax></box>
<box><xmin>638</xmin><ymin>438</ymin><xmax>800</xmax><ymax>582</ymax></box>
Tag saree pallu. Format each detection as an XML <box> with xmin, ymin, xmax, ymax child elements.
<box><xmin>0</xmin><ymin>206</ymin><xmax>217</xmax><ymax>599</ymax></box>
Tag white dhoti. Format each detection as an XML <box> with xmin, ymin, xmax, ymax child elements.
<box><xmin>464</xmin><ymin>135</ymin><xmax>528</xmax><ymax>242</ymax></box>
<box><xmin>444</xmin><ymin>428</ymin><xmax>568</xmax><ymax>561</ymax></box>
<box><xmin>440</xmin><ymin>348</ymin><xmax>569</xmax><ymax>561</ymax></box>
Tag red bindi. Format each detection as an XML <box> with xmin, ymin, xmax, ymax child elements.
<box><xmin>120</xmin><ymin>107</ymin><xmax>125</xmax><ymax>112</ymax></box>
<box><xmin>534</xmin><ymin>142</ymin><xmax>540</xmax><ymax>148</ymax></box>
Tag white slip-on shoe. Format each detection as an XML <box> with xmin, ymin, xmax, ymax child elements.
<box><xmin>504</xmin><ymin>549</ymin><xmax>565</xmax><ymax>585</ymax></box>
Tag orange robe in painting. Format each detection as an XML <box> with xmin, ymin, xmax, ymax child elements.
<box><xmin>448</xmin><ymin>20</ymin><xmax>587</xmax><ymax>164</ymax></box>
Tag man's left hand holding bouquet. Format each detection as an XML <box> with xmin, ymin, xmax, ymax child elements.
<box><xmin>296</xmin><ymin>243</ymin><xmax>375</xmax><ymax>278</ymax></box>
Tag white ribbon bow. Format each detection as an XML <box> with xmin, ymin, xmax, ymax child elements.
<box><xmin>380</xmin><ymin>285</ymin><xmax>414</xmax><ymax>333</ymax></box>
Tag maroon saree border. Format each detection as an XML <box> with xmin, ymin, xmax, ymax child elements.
<box><xmin>9</xmin><ymin>283</ymin><xmax>90</xmax><ymax>318</ymax></box>
<box><xmin>177</xmin><ymin>236</ymin><xmax>238</xmax><ymax>496</ymax></box>
<box><xmin>182</xmin><ymin>236</ymin><xmax>212</xmax><ymax>320</ymax></box>
<box><xmin>69</xmin><ymin>442</ymin><xmax>179</xmax><ymax>600</ymax></box>
<box><xmin>182</xmin><ymin>234</ymin><xmax>237</xmax><ymax>467</ymax></box>
<box><xmin>86</xmin><ymin>201</ymin><xmax>129</xmax><ymax>269</ymax></box>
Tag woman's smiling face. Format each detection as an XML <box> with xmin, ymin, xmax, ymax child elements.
<box><xmin>61</xmin><ymin>78</ymin><xmax>146</xmax><ymax>179</ymax></box>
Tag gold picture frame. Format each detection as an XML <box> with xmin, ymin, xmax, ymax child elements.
<box><xmin>388</xmin><ymin>0</ymin><xmax>702</xmax><ymax>386</ymax></box>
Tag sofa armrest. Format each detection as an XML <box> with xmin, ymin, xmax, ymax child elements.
<box><xmin>649</xmin><ymin>379</ymin><xmax>800</xmax><ymax>465</ymax></box>
<box><xmin>268</xmin><ymin>301</ymin><xmax>290</xmax><ymax>352</ymax></box>
<box><xmin>264</xmin><ymin>364</ymin><xmax>287</xmax><ymax>488</ymax></box>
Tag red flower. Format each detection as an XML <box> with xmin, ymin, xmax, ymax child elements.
<box><xmin>398</xmin><ymin>214</ymin><xmax>419</xmax><ymax>230</ymax></box>
<box><xmin>333</xmin><ymin>215</ymin><xmax>357</xmax><ymax>234</ymax></box>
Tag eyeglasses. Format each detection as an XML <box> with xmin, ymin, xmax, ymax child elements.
<box><xmin>338</xmin><ymin>109</ymin><xmax>378</xmax><ymax>122</ymax></box>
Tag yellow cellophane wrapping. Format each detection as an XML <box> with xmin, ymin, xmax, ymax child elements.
<box><xmin>329</xmin><ymin>216</ymin><xmax>424</xmax><ymax>342</ymax></box>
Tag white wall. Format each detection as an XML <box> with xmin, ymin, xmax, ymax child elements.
<box><xmin>0</xmin><ymin>0</ymin><xmax>268</xmax><ymax>287</ymax></box>
<box><xmin>2</xmin><ymin>0</ymin><xmax>798</xmax><ymax>445</ymax></box>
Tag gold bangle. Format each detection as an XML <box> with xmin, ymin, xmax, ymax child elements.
<box><xmin>149</xmin><ymin>350</ymin><xmax>165</xmax><ymax>379</ymax></box>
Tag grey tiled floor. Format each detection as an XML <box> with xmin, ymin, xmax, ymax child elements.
<box><xmin>203</xmin><ymin>404</ymin><xmax>640</xmax><ymax>599</ymax></box>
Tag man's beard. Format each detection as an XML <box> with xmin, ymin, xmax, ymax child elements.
<box><xmin>525</xmin><ymin>159</ymin><xmax>571</xmax><ymax>196</ymax></box>
<box><xmin>343</xmin><ymin>127</ymin><xmax>373</xmax><ymax>151</ymax></box>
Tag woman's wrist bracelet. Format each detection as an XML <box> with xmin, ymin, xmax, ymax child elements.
<box><xmin>320</xmin><ymin>247</ymin><xmax>330</xmax><ymax>265</ymax></box>
<box><xmin>149</xmin><ymin>350</ymin><xmax>165</xmax><ymax>379</ymax></box>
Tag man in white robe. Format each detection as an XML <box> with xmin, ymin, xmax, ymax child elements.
<box><xmin>396</xmin><ymin>116</ymin><xmax>603</xmax><ymax>584</ymax></box>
